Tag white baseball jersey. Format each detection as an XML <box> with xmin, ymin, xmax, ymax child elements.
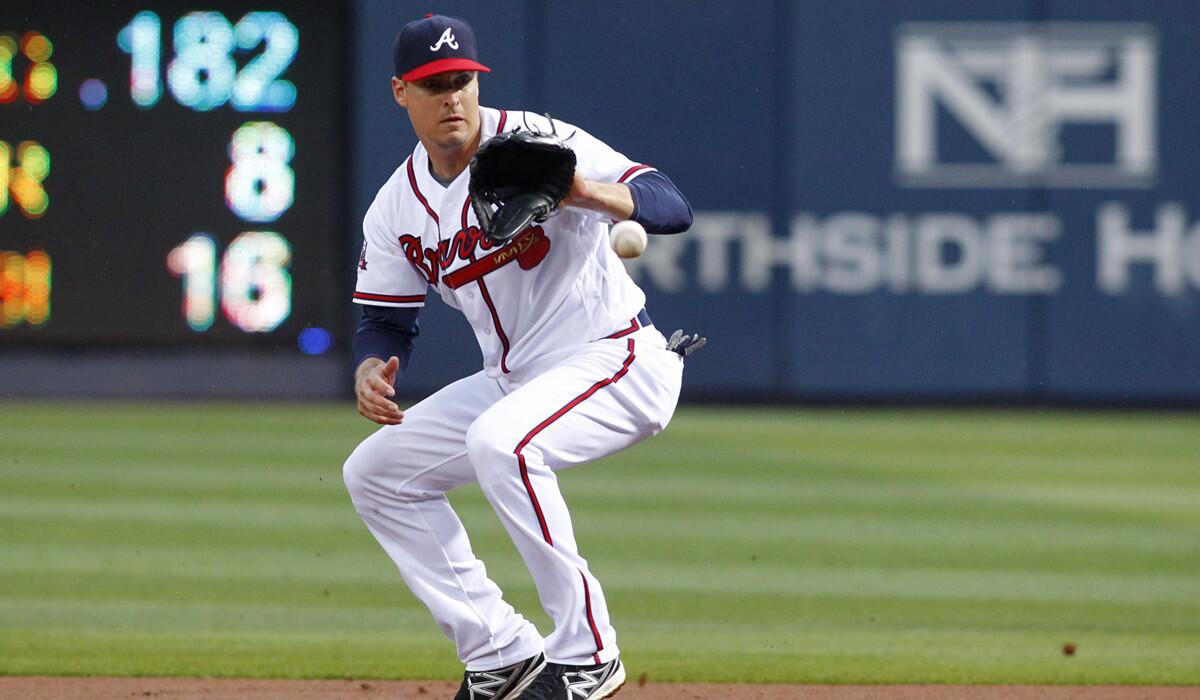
<box><xmin>354</xmin><ymin>108</ymin><xmax>657</xmax><ymax>378</ymax></box>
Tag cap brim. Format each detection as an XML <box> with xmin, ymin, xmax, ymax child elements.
<box><xmin>402</xmin><ymin>58</ymin><xmax>492</xmax><ymax>81</ymax></box>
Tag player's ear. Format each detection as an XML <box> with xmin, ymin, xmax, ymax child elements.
<box><xmin>392</xmin><ymin>77</ymin><xmax>408</xmax><ymax>109</ymax></box>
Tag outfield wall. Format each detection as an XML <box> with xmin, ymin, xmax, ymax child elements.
<box><xmin>349</xmin><ymin>0</ymin><xmax>1200</xmax><ymax>403</ymax></box>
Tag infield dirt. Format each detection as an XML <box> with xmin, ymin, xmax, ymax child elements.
<box><xmin>1</xmin><ymin>678</ymin><xmax>1198</xmax><ymax>700</ymax></box>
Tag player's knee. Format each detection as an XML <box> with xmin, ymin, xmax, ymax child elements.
<box><xmin>465</xmin><ymin>412</ymin><xmax>519</xmax><ymax>484</ymax></box>
<box><xmin>464</xmin><ymin>413</ymin><xmax>503</xmax><ymax>463</ymax></box>
<box><xmin>342</xmin><ymin>441</ymin><xmax>381</xmax><ymax>505</ymax></box>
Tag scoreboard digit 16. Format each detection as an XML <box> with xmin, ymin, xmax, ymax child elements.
<box><xmin>0</xmin><ymin>1</ymin><xmax>345</xmax><ymax>354</ymax></box>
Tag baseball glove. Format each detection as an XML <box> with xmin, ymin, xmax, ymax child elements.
<box><xmin>469</xmin><ymin>119</ymin><xmax>577</xmax><ymax>245</ymax></box>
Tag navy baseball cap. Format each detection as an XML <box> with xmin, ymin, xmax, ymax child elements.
<box><xmin>393</xmin><ymin>14</ymin><xmax>491</xmax><ymax>81</ymax></box>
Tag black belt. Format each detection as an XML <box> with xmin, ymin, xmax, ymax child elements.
<box><xmin>636</xmin><ymin>307</ymin><xmax>652</xmax><ymax>328</ymax></box>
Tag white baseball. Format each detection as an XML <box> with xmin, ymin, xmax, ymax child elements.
<box><xmin>609</xmin><ymin>220</ymin><xmax>647</xmax><ymax>259</ymax></box>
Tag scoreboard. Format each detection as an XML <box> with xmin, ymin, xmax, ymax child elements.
<box><xmin>0</xmin><ymin>2</ymin><xmax>345</xmax><ymax>353</ymax></box>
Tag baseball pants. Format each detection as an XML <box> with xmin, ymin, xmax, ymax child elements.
<box><xmin>343</xmin><ymin>324</ymin><xmax>682</xmax><ymax>671</ymax></box>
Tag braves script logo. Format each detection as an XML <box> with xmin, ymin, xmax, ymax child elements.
<box><xmin>429</xmin><ymin>28</ymin><xmax>458</xmax><ymax>52</ymax></box>
<box><xmin>398</xmin><ymin>225</ymin><xmax>550</xmax><ymax>288</ymax></box>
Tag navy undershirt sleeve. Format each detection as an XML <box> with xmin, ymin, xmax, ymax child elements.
<box><xmin>353</xmin><ymin>305</ymin><xmax>420</xmax><ymax>380</ymax></box>
<box><xmin>626</xmin><ymin>170</ymin><xmax>693</xmax><ymax>234</ymax></box>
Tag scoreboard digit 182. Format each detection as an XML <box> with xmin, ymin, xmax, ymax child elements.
<box><xmin>0</xmin><ymin>1</ymin><xmax>345</xmax><ymax>354</ymax></box>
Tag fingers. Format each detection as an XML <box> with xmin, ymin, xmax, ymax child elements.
<box><xmin>666</xmin><ymin>328</ymin><xmax>707</xmax><ymax>358</ymax></box>
<box><xmin>362</xmin><ymin>358</ymin><xmax>397</xmax><ymax>397</ymax></box>
<box><xmin>359</xmin><ymin>406</ymin><xmax>404</xmax><ymax>426</ymax></box>
<box><xmin>681</xmin><ymin>335</ymin><xmax>707</xmax><ymax>357</ymax></box>
<box><xmin>367</xmin><ymin>372</ymin><xmax>395</xmax><ymax>398</ymax></box>
<box><xmin>359</xmin><ymin>386</ymin><xmax>399</xmax><ymax>414</ymax></box>
<box><xmin>358</xmin><ymin>391</ymin><xmax>405</xmax><ymax>425</ymax></box>
<box><xmin>359</xmin><ymin>406</ymin><xmax>404</xmax><ymax>425</ymax></box>
<box><xmin>378</xmin><ymin>356</ymin><xmax>400</xmax><ymax>396</ymax></box>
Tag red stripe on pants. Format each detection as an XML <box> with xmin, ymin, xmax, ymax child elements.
<box><xmin>512</xmin><ymin>338</ymin><xmax>637</xmax><ymax>545</ymax></box>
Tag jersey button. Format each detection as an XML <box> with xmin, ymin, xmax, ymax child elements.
<box><xmin>464</xmin><ymin>290</ymin><xmax>475</xmax><ymax>300</ymax></box>
<box><xmin>482</xmin><ymin>327</ymin><xmax>492</xmax><ymax>336</ymax></box>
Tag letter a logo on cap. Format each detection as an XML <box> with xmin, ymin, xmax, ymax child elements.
<box><xmin>430</xmin><ymin>27</ymin><xmax>459</xmax><ymax>52</ymax></box>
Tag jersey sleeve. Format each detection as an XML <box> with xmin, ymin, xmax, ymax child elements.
<box><xmin>353</xmin><ymin>198</ymin><xmax>428</xmax><ymax>308</ymax></box>
<box><xmin>560</xmin><ymin>121</ymin><xmax>656</xmax><ymax>186</ymax></box>
<box><xmin>508</xmin><ymin>112</ymin><xmax>655</xmax><ymax>186</ymax></box>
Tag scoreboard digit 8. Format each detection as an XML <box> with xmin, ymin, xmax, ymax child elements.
<box><xmin>0</xmin><ymin>2</ymin><xmax>345</xmax><ymax>354</ymax></box>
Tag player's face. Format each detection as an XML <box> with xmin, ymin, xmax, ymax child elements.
<box><xmin>393</xmin><ymin>71</ymin><xmax>481</xmax><ymax>151</ymax></box>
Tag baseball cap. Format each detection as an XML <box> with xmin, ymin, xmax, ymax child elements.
<box><xmin>393</xmin><ymin>14</ymin><xmax>491</xmax><ymax>81</ymax></box>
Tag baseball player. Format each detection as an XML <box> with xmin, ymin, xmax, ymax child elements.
<box><xmin>342</xmin><ymin>14</ymin><xmax>697</xmax><ymax>700</ymax></box>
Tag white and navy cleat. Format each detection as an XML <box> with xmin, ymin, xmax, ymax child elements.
<box><xmin>517</xmin><ymin>657</ymin><xmax>626</xmax><ymax>699</ymax></box>
<box><xmin>455</xmin><ymin>652</ymin><xmax>548</xmax><ymax>700</ymax></box>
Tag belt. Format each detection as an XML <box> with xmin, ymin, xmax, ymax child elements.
<box><xmin>604</xmin><ymin>308</ymin><xmax>652</xmax><ymax>340</ymax></box>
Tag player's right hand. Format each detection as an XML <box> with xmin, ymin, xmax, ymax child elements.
<box><xmin>355</xmin><ymin>356</ymin><xmax>406</xmax><ymax>425</ymax></box>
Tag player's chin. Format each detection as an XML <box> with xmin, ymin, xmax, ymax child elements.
<box><xmin>433</xmin><ymin>121</ymin><xmax>470</xmax><ymax>146</ymax></box>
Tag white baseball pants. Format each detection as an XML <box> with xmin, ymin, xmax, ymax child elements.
<box><xmin>343</xmin><ymin>325</ymin><xmax>682</xmax><ymax>671</ymax></box>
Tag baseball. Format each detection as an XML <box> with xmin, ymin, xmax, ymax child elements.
<box><xmin>610</xmin><ymin>220</ymin><xmax>647</xmax><ymax>258</ymax></box>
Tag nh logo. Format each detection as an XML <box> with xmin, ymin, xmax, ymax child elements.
<box><xmin>895</xmin><ymin>23</ymin><xmax>1157</xmax><ymax>188</ymax></box>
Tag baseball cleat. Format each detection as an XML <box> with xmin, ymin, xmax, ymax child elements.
<box><xmin>455</xmin><ymin>652</ymin><xmax>547</xmax><ymax>700</ymax></box>
<box><xmin>516</xmin><ymin>658</ymin><xmax>626</xmax><ymax>699</ymax></box>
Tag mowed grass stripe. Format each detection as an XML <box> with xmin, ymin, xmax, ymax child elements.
<box><xmin>5</xmin><ymin>549</ymin><xmax>1197</xmax><ymax>604</ymax></box>
<box><xmin>7</xmin><ymin>513</ymin><xmax>1197</xmax><ymax>573</ymax></box>
<box><xmin>6</xmin><ymin>587</ymin><xmax>1198</xmax><ymax>638</ymax></box>
<box><xmin>646</xmin><ymin>440</ymin><xmax>1198</xmax><ymax>483</ymax></box>
<box><xmin>5</xmin><ymin>544</ymin><xmax>1194</xmax><ymax>600</ymax></box>
<box><xmin>13</xmin><ymin>490</ymin><xmax>1190</xmax><ymax>533</ymax></box>
<box><xmin>7</xmin><ymin>475</ymin><xmax>1197</xmax><ymax>534</ymax></box>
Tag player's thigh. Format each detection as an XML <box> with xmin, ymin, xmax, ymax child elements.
<box><xmin>467</xmin><ymin>333</ymin><xmax>682</xmax><ymax>474</ymax></box>
<box><xmin>345</xmin><ymin>370</ymin><xmax>506</xmax><ymax>500</ymax></box>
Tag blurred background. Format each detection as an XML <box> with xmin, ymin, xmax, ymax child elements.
<box><xmin>3</xmin><ymin>0</ymin><xmax>1197</xmax><ymax>405</ymax></box>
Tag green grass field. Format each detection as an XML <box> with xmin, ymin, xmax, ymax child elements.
<box><xmin>1</xmin><ymin>402</ymin><xmax>1198</xmax><ymax>684</ymax></box>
